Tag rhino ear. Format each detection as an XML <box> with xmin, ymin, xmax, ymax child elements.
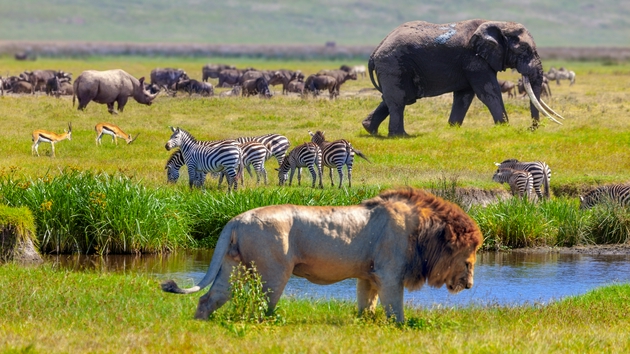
<box><xmin>139</xmin><ymin>77</ymin><xmax>146</xmax><ymax>84</ymax></box>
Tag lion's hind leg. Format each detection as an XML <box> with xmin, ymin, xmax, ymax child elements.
<box><xmin>194</xmin><ymin>260</ymin><xmax>236</xmax><ymax>320</ymax></box>
<box><xmin>357</xmin><ymin>278</ymin><xmax>379</xmax><ymax>317</ymax></box>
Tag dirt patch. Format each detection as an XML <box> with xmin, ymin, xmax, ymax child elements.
<box><xmin>511</xmin><ymin>244</ymin><xmax>630</xmax><ymax>255</ymax></box>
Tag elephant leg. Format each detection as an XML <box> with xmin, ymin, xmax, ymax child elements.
<box><xmin>448</xmin><ymin>88</ymin><xmax>476</xmax><ymax>126</ymax></box>
<box><xmin>362</xmin><ymin>101</ymin><xmax>389</xmax><ymax>135</ymax></box>
<box><xmin>477</xmin><ymin>90</ymin><xmax>508</xmax><ymax>124</ymax></box>
<box><xmin>357</xmin><ymin>278</ymin><xmax>379</xmax><ymax>317</ymax></box>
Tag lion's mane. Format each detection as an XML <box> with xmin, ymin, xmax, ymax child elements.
<box><xmin>363</xmin><ymin>187</ymin><xmax>482</xmax><ymax>291</ymax></box>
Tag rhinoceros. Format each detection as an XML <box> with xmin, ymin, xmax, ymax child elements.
<box><xmin>73</xmin><ymin>69</ymin><xmax>158</xmax><ymax>114</ymax></box>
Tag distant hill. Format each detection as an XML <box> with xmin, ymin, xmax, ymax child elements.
<box><xmin>1</xmin><ymin>0</ymin><xmax>629</xmax><ymax>47</ymax></box>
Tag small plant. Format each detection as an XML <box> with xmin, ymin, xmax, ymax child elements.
<box><xmin>220</xmin><ymin>261</ymin><xmax>274</xmax><ymax>324</ymax></box>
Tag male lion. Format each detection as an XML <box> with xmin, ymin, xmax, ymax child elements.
<box><xmin>161</xmin><ymin>187</ymin><xmax>482</xmax><ymax>322</ymax></box>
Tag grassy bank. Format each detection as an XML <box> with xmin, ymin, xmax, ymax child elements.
<box><xmin>1</xmin><ymin>264</ymin><xmax>629</xmax><ymax>353</ymax></box>
<box><xmin>1</xmin><ymin>170</ymin><xmax>629</xmax><ymax>253</ymax></box>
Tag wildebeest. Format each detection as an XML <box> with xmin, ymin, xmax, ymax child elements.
<box><xmin>498</xmin><ymin>79</ymin><xmax>516</xmax><ymax>98</ymax></box>
<box><xmin>217</xmin><ymin>69</ymin><xmax>242</xmax><ymax>87</ymax></box>
<box><xmin>219</xmin><ymin>85</ymin><xmax>241</xmax><ymax>97</ymax></box>
<box><xmin>24</xmin><ymin>70</ymin><xmax>72</xmax><ymax>93</ymax></box>
<box><xmin>175</xmin><ymin>79</ymin><xmax>214</xmax><ymax>96</ymax></box>
<box><xmin>239</xmin><ymin>70</ymin><xmax>273</xmax><ymax>86</ymax></box>
<box><xmin>305</xmin><ymin>74</ymin><xmax>338</xmax><ymax>99</ymax></box>
<box><xmin>268</xmin><ymin>70</ymin><xmax>302</xmax><ymax>95</ymax></box>
<box><xmin>202</xmin><ymin>64</ymin><xmax>235</xmax><ymax>82</ymax></box>
<box><xmin>58</xmin><ymin>81</ymin><xmax>73</xmax><ymax>96</ymax></box>
<box><xmin>287</xmin><ymin>80</ymin><xmax>305</xmax><ymax>95</ymax></box>
<box><xmin>317</xmin><ymin>69</ymin><xmax>357</xmax><ymax>95</ymax></box>
<box><xmin>150</xmin><ymin>68</ymin><xmax>189</xmax><ymax>88</ymax></box>
<box><xmin>9</xmin><ymin>81</ymin><xmax>33</xmax><ymax>94</ymax></box>
<box><xmin>242</xmin><ymin>77</ymin><xmax>272</xmax><ymax>98</ymax></box>
<box><xmin>73</xmin><ymin>69</ymin><xmax>158</xmax><ymax>114</ymax></box>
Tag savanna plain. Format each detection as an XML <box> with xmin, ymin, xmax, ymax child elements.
<box><xmin>2</xmin><ymin>56</ymin><xmax>630</xmax><ymax>353</ymax></box>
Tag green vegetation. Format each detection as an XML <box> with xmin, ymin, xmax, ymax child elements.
<box><xmin>1</xmin><ymin>1</ymin><xmax>629</xmax><ymax>47</ymax></box>
<box><xmin>1</xmin><ymin>265</ymin><xmax>629</xmax><ymax>352</ymax></box>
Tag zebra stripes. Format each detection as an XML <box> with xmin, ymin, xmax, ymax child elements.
<box><xmin>165</xmin><ymin>139</ymin><xmax>239</xmax><ymax>187</ymax></box>
<box><xmin>579</xmin><ymin>184</ymin><xmax>630</xmax><ymax>209</ymax></box>
<box><xmin>495</xmin><ymin>159</ymin><xmax>551</xmax><ymax>199</ymax></box>
<box><xmin>308</xmin><ymin>130</ymin><xmax>370</xmax><ymax>188</ymax></box>
<box><xmin>277</xmin><ymin>142</ymin><xmax>323</xmax><ymax>188</ymax></box>
<box><xmin>492</xmin><ymin>168</ymin><xmax>534</xmax><ymax>199</ymax></box>
<box><xmin>165</xmin><ymin>127</ymin><xmax>242</xmax><ymax>192</ymax></box>
<box><xmin>238</xmin><ymin>141</ymin><xmax>273</xmax><ymax>185</ymax></box>
<box><xmin>236</xmin><ymin>133</ymin><xmax>290</xmax><ymax>166</ymax></box>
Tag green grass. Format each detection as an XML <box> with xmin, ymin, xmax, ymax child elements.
<box><xmin>1</xmin><ymin>264</ymin><xmax>629</xmax><ymax>353</ymax></box>
<box><xmin>1</xmin><ymin>0</ymin><xmax>629</xmax><ymax>47</ymax></box>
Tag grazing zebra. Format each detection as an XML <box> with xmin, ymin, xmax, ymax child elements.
<box><xmin>494</xmin><ymin>159</ymin><xmax>551</xmax><ymax>199</ymax></box>
<box><xmin>492</xmin><ymin>168</ymin><xmax>534</xmax><ymax>199</ymax></box>
<box><xmin>579</xmin><ymin>184</ymin><xmax>630</xmax><ymax>209</ymax></box>
<box><xmin>236</xmin><ymin>133</ymin><xmax>290</xmax><ymax>166</ymax></box>
<box><xmin>238</xmin><ymin>141</ymin><xmax>273</xmax><ymax>185</ymax></box>
<box><xmin>165</xmin><ymin>127</ymin><xmax>243</xmax><ymax>192</ymax></box>
<box><xmin>165</xmin><ymin>149</ymin><xmax>206</xmax><ymax>185</ymax></box>
<box><xmin>277</xmin><ymin>142</ymin><xmax>323</xmax><ymax>188</ymax></box>
<box><xmin>308</xmin><ymin>130</ymin><xmax>370</xmax><ymax>188</ymax></box>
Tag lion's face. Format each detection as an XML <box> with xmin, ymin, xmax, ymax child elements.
<box><xmin>428</xmin><ymin>249</ymin><xmax>477</xmax><ymax>294</ymax></box>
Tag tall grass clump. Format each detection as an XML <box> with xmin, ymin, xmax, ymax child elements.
<box><xmin>217</xmin><ymin>261</ymin><xmax>280</xmax><ymax>325</ymax></box>
<box><xmin>471</xmin><ymin>198</ymin><xmax>556</xmax><ymax>249</ymax></box>
<box><xmin>0</xmin><ymin>168</ymin><xmax>191</xmax><ymax>254</ymax></box>
<box><xmin>585</xmin><ymin>202</ymin><xmax>630</xmax><ymax>244</ymax></box>
<box><xmin>181</xmin><ymin>186</ymin><xmax>381</xmax><ymax>246</ymax></box>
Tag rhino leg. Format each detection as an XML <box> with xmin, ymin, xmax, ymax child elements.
<box><xmin>117</xmin><ymin>96</ymin><xmax>128</xmax><ymax>113</ymax></box>
<box><xmin>106</xmin><ymin>103</ymin><xmax>118</xmax><ymax>115</ymax></box>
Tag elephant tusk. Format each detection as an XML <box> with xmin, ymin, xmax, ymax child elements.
<box><xmin>523</xmin><ymin>76</ymin><xmax>562</xmax><ymax>125</ymax></box>
<box><xmin>540</xmin><ymin>98</ymin><xmax>565</xmax><ymax>120</ymax></box>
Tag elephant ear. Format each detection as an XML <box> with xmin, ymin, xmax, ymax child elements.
<box><xmin>470</xmin><ymin>22</ymin><xmax>508</xmax><ymax>72</ymax></box>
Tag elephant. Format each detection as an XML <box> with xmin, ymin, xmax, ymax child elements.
<box><xmin>362</xmin><ymin>19</ymin><xmax>564</xmax><ymax>136</ymax></box>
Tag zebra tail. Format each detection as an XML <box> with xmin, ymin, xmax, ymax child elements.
<box><xmin>543</xmin><ymin>172</ymin><xmax>551</xmax><ymax>199</ymax></box>
<box><xmin>353</xmin><ymin>148</ymin><xmax>371</xmax><ymax>163</ymax></box>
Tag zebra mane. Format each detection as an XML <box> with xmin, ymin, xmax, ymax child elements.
<box><xmin>174</xmin><ymin>127</ymin><xmax>197</xmax><ymax>143</ymax></box>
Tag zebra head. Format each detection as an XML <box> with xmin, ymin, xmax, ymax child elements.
<box><xmin>165</xmin><ymin>126</ymin><xmax>186</xmax><ymax>151</ymax></box>
<box><xmin>165</xmin><ymin>150</ymin><xmax>184</xmax><ymax>183</ymax></box>
<box><xmin>308</xmin><ymin>130</ymin><xmax>326</xmax><ymax>145</ymax></box>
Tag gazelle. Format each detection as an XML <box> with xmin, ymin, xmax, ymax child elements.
<box><xmin>31</xmin><ymin>122</ymin><xmax>72</xmax><ymax>157</ymax></box>
<box><xmin>95</xmin><ymin>122</ymin><xmax>139</xmax><ymax>145</ymax></box>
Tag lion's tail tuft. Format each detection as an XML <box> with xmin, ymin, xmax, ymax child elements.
<box><xmin>161</xmin><ymin>279</ymin><xmax>201</xmax><ymax>294</ymax></box>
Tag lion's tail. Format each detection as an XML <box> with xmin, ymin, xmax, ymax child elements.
<box><xmin>161</xmin><ymin>222</ymin><xmax>235</xmax><ymax>295</ymax></box>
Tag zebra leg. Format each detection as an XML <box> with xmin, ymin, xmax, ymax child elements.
<box><xmin>297</xmin><ymin>167</ymin><xmax>302</xmax><ymax>186</ymax></box>
<box><xmin>347</xmin><ymin>161</ymin><xmax>353</xmax><ymax>188</ymax></box>
<box><xmin>308</xmin><ymin>165</ymin><xmax>317</xmax><ymax>188</ymax></box>
<box><xmin>329</xmin><ymin>167</ymin><xmax>335</xmax><ymax>187</ymax></box>
<box><xmin>288</xmin><ymin>167</ymin><xmax>296</xmax><ymax>186</ymax></box>
<box><xmin>336</xmin><ymin>165</ymin><xmax>344</xmax><ymax>189</ymax></box>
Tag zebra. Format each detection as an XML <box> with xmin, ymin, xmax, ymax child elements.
<box><xmin>165</xmin><ymin>139</ymin><xmax>240</xmax><ymax>187</ymax></box>
<box><xmin>235</xmin><ymin>133</ymin><xmax>290</xmax><ymax>166</ymax></box>
<box><xmin>579</xmin><ymin>184</ymin><xmax>630</xmax><ymax>209</ymax></box>
<box><xmin>238</xmin><ymin>141</ymin><xmax>273</xmax><ymax>185</ymax></box>
<box><xmin>492</xmin><ymin>168</ymin><xmax>534</xmax><ymax>200</ymax></box>
<box><xmin>165</xmin><ymin>127</ymin><xmax>243</xmax><ymax>192</ymax></box>
<box><xmin>308</xmin><ymin>130</ymin><xmax>370</xmax><ymax>188</ymax></box>
<box><xmin>277</xmin><ymin>142</ymin><xmax>323</xmax><ymax>188</ymax></box>
<box><xmin>494</xmin><ymin>159</ymin><xmax>551</xmax><ymax>199</ymax></box>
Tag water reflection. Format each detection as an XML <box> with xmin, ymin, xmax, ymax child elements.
<box><xmin>44</xmin><ymin>250</ymin><xmax>630</xmax><ymax>307</ymax></box>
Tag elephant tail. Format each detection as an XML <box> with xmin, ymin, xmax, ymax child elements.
<box><xmin>368</xmin><ymin>56</ymin><xmax>381</xmax><ymax>93</ymax></box>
